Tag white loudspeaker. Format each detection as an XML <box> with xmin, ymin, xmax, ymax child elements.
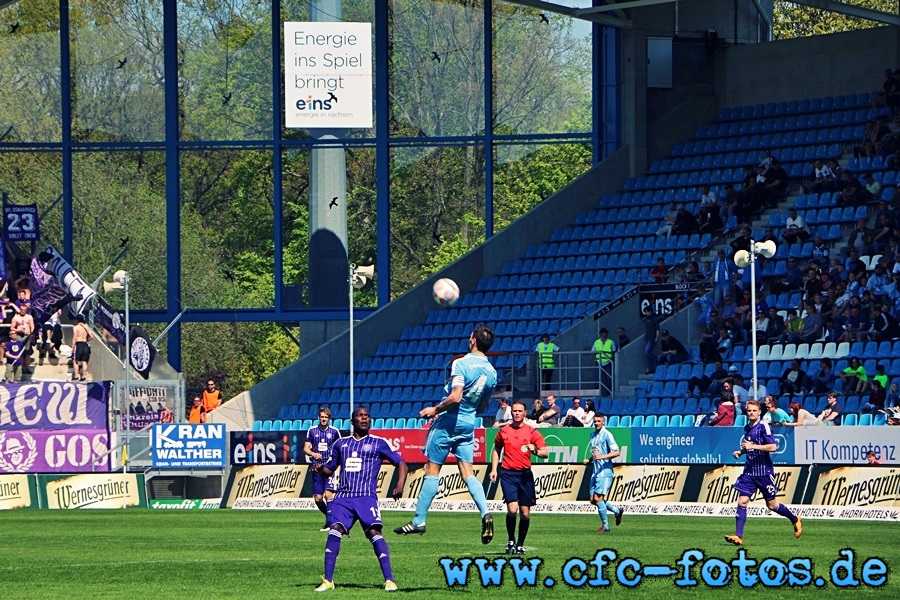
<box><xmin>113</xmin><ymin>270</ymin><xmax>129</xmax><ymax>285</ymax></box>
<box><xmin>351</xmin><ymin>265</ymin><xmax>375</xmax><ymax>289</ymax></box>
<box><xmin>734</xmin><ymin>250</ymin><xmax>750</xmax><ymax>269</ymax></box>
<box><xmin>755</xmin><ymin>240</ymin><xmax>777</xmax><ymax>259</ymax></box>
<box><xmin>103</xmin><ymin>281</ymin><xmax>124</xmax><ymax>293</ymax></box>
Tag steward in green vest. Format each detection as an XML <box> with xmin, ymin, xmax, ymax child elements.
<box><xmin>535</xmin><ymin>333</ymin><xmax>559</xmax><ymax>388</ymax></box>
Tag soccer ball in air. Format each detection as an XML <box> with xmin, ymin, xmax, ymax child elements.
<box><xmin>432</xmin><ymin>278</ymin><xmax>460</xmax><ymax>306</ymax></box>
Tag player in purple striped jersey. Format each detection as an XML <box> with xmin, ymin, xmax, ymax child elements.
<box><xmin>725</xmin><ymin>400</ymin><xmax>802</xmax><ymax>546</ymax></box>
<box><xmin>314</xmin><ymin>406</ymin><xmax>407</xmax><ymax>593</ymax></box>
<box><xmin>305</xmin><ymin>407</ymin><xmax>342</xmax><ymax>532</ymax></box>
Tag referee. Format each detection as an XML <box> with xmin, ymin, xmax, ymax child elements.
<box><xmin>489</xmin><ymin>399</ymin><xmax>548</xmax><ymax>556</ymax></box>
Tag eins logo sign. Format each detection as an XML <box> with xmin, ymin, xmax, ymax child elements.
<box><xmin>295</xmin><ymin>92</ymin><xmax>338</xmax><ymax>111</ymax></box>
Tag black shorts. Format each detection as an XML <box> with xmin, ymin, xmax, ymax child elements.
<box><xmin>499</xmin><ymin>468</ymin><xmax>537</xmax><ymax>507</ymax></box>
<box><xmin>75</xmin><ymin>341</ymin><xmax>91</xmax><ymax>362</ymax></box>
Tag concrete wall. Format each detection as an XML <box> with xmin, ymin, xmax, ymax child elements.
<box><xmin>717</xmin><ymin>27</ymin><xmax>900</xmax><ymax>106</ymax></box>
<box><xmin>210</xmin><ymin>146</ymin><xmax>633</xmax><ymax>430</ymax></box>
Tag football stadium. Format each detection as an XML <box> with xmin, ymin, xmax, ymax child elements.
<box><xmin>0</xmin><ymin>0</ymin><xmax>899</xmax><ymax>597</ymax></box>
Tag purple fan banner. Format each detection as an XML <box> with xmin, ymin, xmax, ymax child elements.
<box><xmin>0</xmin><ymin>381</ymin><xmax>111</xmax><ymax>431</ymax></box>
<box><xmin>0</xmin><ymin>429</ymin><xmax>110</xmax><ymax>473</ymax></box>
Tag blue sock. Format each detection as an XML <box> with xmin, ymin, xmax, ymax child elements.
<box><xmin>606</xmin><ymin>501</ymin><xmax>620</xmax><ymax>517</ymax></box>
<box><xmin>774</xmin><ymin>503</ymin><xmax>797</xmax><ymax>523</ymax></box>
<box><xmin>370</xmin><ymin>533</ymin><xmax>394</xmax><ymax>582</ymax></box>
<box><xmin>413</xmin><ymin>476</ymin><xmax>439</xmax><ymax>526</ymax></box>
<box><xmin>466</xmin><ymin>476</ymin><xmax>489</xmax><ymax>518</ymax></box>
<box><xmin>324</xmin><ymin>529</ymin><xmax>342</xmax><ymax>581</ymax></box>
<box><xmin>735</xmin><ymin>506</ymin><xmax>747</xmax><ymax>538</ymax></box>
<box><xmin>597</xmin><ymin>501</ymin><xmax>609</xmax><ymax>528</ymax></box>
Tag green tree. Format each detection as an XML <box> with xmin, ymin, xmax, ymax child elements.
<box><xmin>773</xmin><ymin>0</ymin><xmax>897</xmax><ymax>39</ymax></box>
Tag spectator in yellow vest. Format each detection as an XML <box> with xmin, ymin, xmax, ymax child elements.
<box><xmin>535</xmin><ymin>334</ymin><xmax>559</xmax><ymax>390</ymax></box>
<box><xmin>592</xmin><ymin>328</ymin><xmax>616</xmax><ymax>397</ymax></box>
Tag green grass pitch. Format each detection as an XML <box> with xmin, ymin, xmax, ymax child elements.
<box><xmin>0</xmin><ymin>509</ymin><xmax>897</xmax><ymax>598</ymax></box>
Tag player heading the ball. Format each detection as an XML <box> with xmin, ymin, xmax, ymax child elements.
<box><xmin>395</xmin><ymin>323</ymin><xmax>497</xmax><ymax>544</ymax></box>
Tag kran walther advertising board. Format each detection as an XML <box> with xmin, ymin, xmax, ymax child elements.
<box><xmin>283</xmin><ymin>22</ymin><xmax>372</xmax><ymax>128</ymax></box>
<box><xmin>151</xmin><ymin>424</ymin><xmax>226</xmax><ymax>469</ymax></box>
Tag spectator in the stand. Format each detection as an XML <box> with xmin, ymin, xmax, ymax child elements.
<box><xmin>694</xmin><ymin>286</ymin><xmax>716</xmax><ymax>325</ymax></box>
<box><xmin>810</xmin><ymin>291</ymin><xmax>834</xmax><ymax>320</ymax></box>
<box><xmin>887</xmin><ymin>150</ymin><xmax>900</xmax><ymax>170</ymax></box>
<box><xmin>685</xmin><ymin>261</ymin><xmax>705</xmax><ymax>283</ymax></box>
<box><xmin>535</xmin><ymin>333</ymin><xmax>559</xmax><ymax>390</ymax></box>
<box><xmin>780</xmin><ymin>359</ymin><xmax>807</xmax><ymax>396</ymax></box>
<box><xmin>697</xmin><ymin>193</ymin><xmax>723</xmax><ymax>235</ymax></box>
<box><xmin>649</xmin><ymin>257</ymin><xmax>668</xmax><ymax>283</ymax></box>
<box><xmin>863</xmin><ymin>366</ymin><xmax>889</xmax><ymax>414</ymax></box>
<box><xmin>801</xmin><ymin>159</ymin><xmax>836</xmax><ymax>194</ymax></box>
<box><xmin>730</xmin><ymin>227</ymin><xmax>752</xmax><ymax>254</ymax></box>
<box><xmin>809</xmin><ymin>358</ymin><xmax>837</xmax><ymax>394</ymax></box>
<box><xmin>537</xmin><ymin>395</ymin><xmax>560</xmax><ymax>426</ymax></box>
<box><xmin>762</xmin><ymin>396</ymin><xmax>793</xmax><ymax>425</ymax></box>
<box><xmin>709</xmin><ymin>390</ymin><xmax>736</xmax><ymax>427</ymax></box>
<box><xmin>865</xmin><ymin>174</ymin><xmax>883</xmax><ymax>201</ymax></box>
<box><xmin>616</xmin><ymin>327</ymin><xmax>630</xmax><ymax>348</ymax></box>
<box><xmin>721</xmin><ymin>293</ymin><xmax>737</xmax><ymax>320</ymax></box>
<box><xmin>817</xmin><ymin>392</ymin><xmax>843</xmax><ymax>426</ymax></box>
<box><xmin>202</xmin><ymin>379</ymin><xmax>222</xmax><ymax>413</ymax></box>
<box><xmin>874</xmin><ymin>68</ymin><xmax>898</xmax><ymax>112</ymax></box>
<box><xmin>752</xmin><ymin>308</ymin><xmax>770</xmax><ymax>343</ymax></box>
<box><xmin>871</xmin><ymin>215</ymin><xmax>894</xmax><ymax>256</ymax></box>
<box><xmin>838</xmin><ymin>171</ymin><xmax>869</xmax><ymax>206</ymax></box>
<box><xmin>720</xmin><ymin>183</ymin><xmax>740</xmax><ymax>224</ymax></box>
<box><xmin>811</xmin><ymin>236</ymin><xmax>829</xmax><ymax>264</ymax></box>
<box><xmin>784</xmin><ymin>401</ymin><xmax>823</xmax><ymax>427</ymax></box>
<box><xmin>3</xmin><ymin>330</ymin><xmax>25</xmax><ymax>383</ymax></box>
<box><xmin>733</xmin><ymin>375</ymin><xmax>768</xmax><ymax>408</ymax></box>
<box><xmin>868</xmin><ymin>304</ymin><xmax>900</xmax><ymax>341</ymax></box>
<box><xmin>772</xmin><ymin>257</ymin><xmax>804</xmax><ymax>294</ymax></box>
<box><xmin>760</xmin><ymin>227</ymin><xmax>778</xmax><ymax>244</ymax></box>
<box><xmin>580</xmin><ymin>399</ymin><xmax>596</xmax><ymax>427</ymax></box>
<box><xmin>188</xmin><ymin>395</ymin><xmax>207</xmax><ymax>424</ymax></box>
<box><xmin>724</xmin><ymin>316</ymin><xmax>744</xmax><ymax>347</ymax></box>
<box><xmin>781</xmin><ymin>208</ymin><xmax>810</xmax><ymax>245</ymax></box>
<box><xmin>842</xmin><ymin>303</ymin><xmax>869</xmax><ymax>343</ymax></box>
<box><xmin>802</xmin><ymin>267</ymin><xmax>822</xmax><ymax>303</ymax></box>
<box><xmin>495</xmin><ymin>399</ymin><xmax>512</xmax><ymax>427</ymax></box>
<box><xmin>823</xmin><ymin>316</ymin><xmax>843</xmax><ymax>343</ymax></box>
<box><xmin>845</xmin><ymin>251</ymin><xmax>867</xmax><ymax>280</ymax></box>
<box><xmin>657</xmin><ymin>330</ymin><xmax>688</xmax><ymax>365</ymax></box>
<box><xmin>848</xmin><ymin>219</ymin><xmax>874</xmax><ymax>257</ymax></box>
<box><xmin>673</xmin><ymin>206</ymin><xmax>699</xmax><ymax>237</ymax></box>
<box><xmin>656</xmin><ymin>202</ymin><xmax>679</xmax><ymax>238</ymax></box>
<box><xmin>798</xmin><ymin>304</ymin><xmax>824</xmax><ymax>343</ymax></box>
<box><xmin>840</xmin><ymin>357</ymin><xmax>868</xmax><ymax>395</ymax></box>
<box><xmin>528</xmin><ymin>398</ymin><xmax>546</xmax><ymax>423</ymax></box>
<box><xmin>734</xmin><ymin>288</ymin><xmax>753</xmax><ymax>330</ymax></box>
<box><xmin>867</xmin><ymin>264</ymin><xmax>890</xmax><ymax>302</ymax></box>
<box><xmin>886</xmin><ymin>381</ymin><xmax>900</xmax><ymax>410</ymax></box>
<box><xmin>689</xmin><ymin>360</ymin><xmax>729</xmax><ymax>397</ymax></box>
<box><xmin>712</xmin><ymin>248</ymin><xmax>736</xmax><ymax>308</ymax></box>
<box><xmin>698</xmin><ymin>314</ymin><xmax>722</xmax><ymax>363</ymax></box>
<box><xmin>642</xmin><ymin>305</ymin><xmax>660</xmax><ymax>375</ymax></box>
<box><xmin>10</xmin><ymin>304</ymin><xmax>34</xmax><ymax>375</ymax></box>
<box><xmin>39</xmin><ymin>308</ymin><xmax>62</xmax><ymax>363</ymax></box>
<box><xmin>779</xmin><ymin>309</ymin><xmax>803</xmax><ymax>343</ymax></box>
<box><xmin>766</xmin><ymin>306</ymin><xmax>785</xmax><ymax>344</ymax></box>
<box><xmin>762</xmin><ymin>159</ymin><xmax>788</xmax><ymax>208</ymax></box>
<box><xmin>714</xmin><ymin>327</ymin><xmax>734</xmax><ymax>361</ymax></box>
<box><xmin>742</xmin><ymin>166</ymin><xmax>765</xmax><ymax>216</ymax></box>
<box><xmin>562</xmin><ymin>397</ymin><xmax>585</xmax><ymax>427</ymax></box>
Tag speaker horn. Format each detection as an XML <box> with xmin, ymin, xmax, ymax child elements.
<box><xmin>734</xmin><ymin>250</ymin><xmax>750</xmax><ymax>269</ymax></box>
<box><xmin>755</xmin><ymin>240</ymin><xmax>777</xmax><ymax>259</ymax></box>
<box><xmin>103</xmin><ymin>281</ymin><xmax>124</xmax><ymax>293</ymax></box>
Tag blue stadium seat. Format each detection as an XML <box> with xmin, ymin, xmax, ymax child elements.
<box><xmin>618</xmin><ymin>416</ymin><xmax>632</xmax><ymax>427</ymax></box>
<box><xmin>632</xmin><ymin>416</ymin><xmax>645</xmax><ymax>427</ymax></box>
<box><xmin>859</xmin><ymin>413</ymin><xmax>873</xmax><ymax>426</ymax></box>
<box><xmin>656</xmin><ymin>415</ymin><xmax>670</xmax><ymax>427</ymax></box>
<box><xmin>842</xmin><ymin>413</ymin><xmax>858</xmax><ymax>426</ymax></box>
<box><xmin>644</xmin><ymin>415</ymin><xmax>658</xmax><ymax>427</ymax></box>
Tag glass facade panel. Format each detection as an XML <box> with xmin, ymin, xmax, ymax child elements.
<box><xmin>493</xmin><ymin>2</ymin><xmax>592</xmax><ymax>135</ymax></box>
<box><xmin>390</xmin><ymin>144</ymin><xmax>485</xmax><ymax>295</ymax></box>
<box><xmin>69</xmin><ymin>1</ymin><xmax>165</xmax><ymax>142</ymax></box>
<box><xmin>71</xmin><ymin>151</ymin><xmax>167</xmax><ymax>310</ymax></box>
<box><xmin>178</xmin><ymin>0</ymin><xmax>274</xmax><ymax>141</ymax></box>
<box><xmin>0</xmin><ymin>152</ymin><xmax>63</xmax><ymax>249</ymax></box>
<box><xmin>180</xmin><ymin>149</ymin><xmax>275</xmax><ymax>309</ymax></box>
<box><xmin>493</xmin><ymin>141</ymin><xmax>592</xmax><ymax>234</ymax></box>
<box><xmin>0</xmin><ymin>4</ymin><xmax>62</xmax><ymax>142</ymax></box>
<box><xmin>389</xmin><ymin>0</ymin><xmax>485</xmax><ymax>138</ymax></box>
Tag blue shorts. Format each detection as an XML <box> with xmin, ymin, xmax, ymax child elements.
<box><xmin>424</xmin><ymin>415</ymin><xmax>475</xmax><ymax>464</ymax></box>
<box><xmin>591</xmin><ymin>473</ymin><xmax>613</xmax><ymax>498</ymax></box>
<box><xmin>329</xmin><ymin>496</ymin><xmax>382</xmax><ymax>532</ymax></box>
<box><xmin>499</xmin><ymin>469</ymin><xmax>536</xmax><ymax>507</ymax></box>
<box><xmin>733</xmin><ymin>473</ymin><xmax>778</xmax><ymax>501</ymax></box>
<box><xmin>311</xmin><ymin>471</ymin><xmax>328</xmax><ymax>496</ymax></box>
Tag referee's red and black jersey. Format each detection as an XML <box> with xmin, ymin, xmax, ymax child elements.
<box><xmin>494</xmin><ymin>423</ymin><xmax>546</xmax><ymax>471</ymax></box>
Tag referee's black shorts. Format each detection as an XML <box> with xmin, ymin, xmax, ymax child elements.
<box><xmin>499</xmin><ymin>468</ymin><xmax>536</xmax><ymax>507</ymax></box>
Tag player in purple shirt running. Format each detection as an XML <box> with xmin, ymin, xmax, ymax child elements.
<box><xmin>314</xmin><ymin>406</ymin><xmax>408</xmax><ymax>593</ymax></box>
<box><xmin>725</xmin><ymin>400</ymin><xmax>802</xmax><ymax>546</ymax></box>
<box><xmin>304</xmin><ymin>407</ymin><xmax>342</xmax><ymax>532</ymax></box>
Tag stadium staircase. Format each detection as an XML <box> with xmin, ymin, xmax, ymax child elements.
<box><xmin>251</xmin><ymin>91</ymin><xmax>897</xmax><ymax>432</ymax></box>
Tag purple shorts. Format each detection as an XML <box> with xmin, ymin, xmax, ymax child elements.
<box><xmin>311</xmin><ymin>472</ymin><xmax>328</xmax><ymax>496</ymax></box>
<box><xmin>330</xmin><ymin>496</ymin><xmax>382</xmax><ymax>532</ymax></box>
<box><xmin>733</xmin><ymin>473</ymin><xmax>778</xmax><ymax>501</ymax></box>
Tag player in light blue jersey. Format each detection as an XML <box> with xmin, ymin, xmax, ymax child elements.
<box><xmin>725</xmin><ymin>400</ymin><xmax>801</xmax><ymax>546</ymax></box>
<box><xmin>395</xmin><ymin>324</ymin><xmax>497</xmax><ymax>544</ymax></box>
<box><xmin>587</xmin><ymin>413</ymin><xmax>624</xmax><ymax>532</ymax></box>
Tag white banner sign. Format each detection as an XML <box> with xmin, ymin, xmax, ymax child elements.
<box><xmin>283</xmin><ymin>22</ymin><xmax>372</xmax><ymax>128</ymax></box>
<box><xmin>794</xmin><ymin>427</ymin><xmax>900</xmax><ymax>464</ymax></box>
